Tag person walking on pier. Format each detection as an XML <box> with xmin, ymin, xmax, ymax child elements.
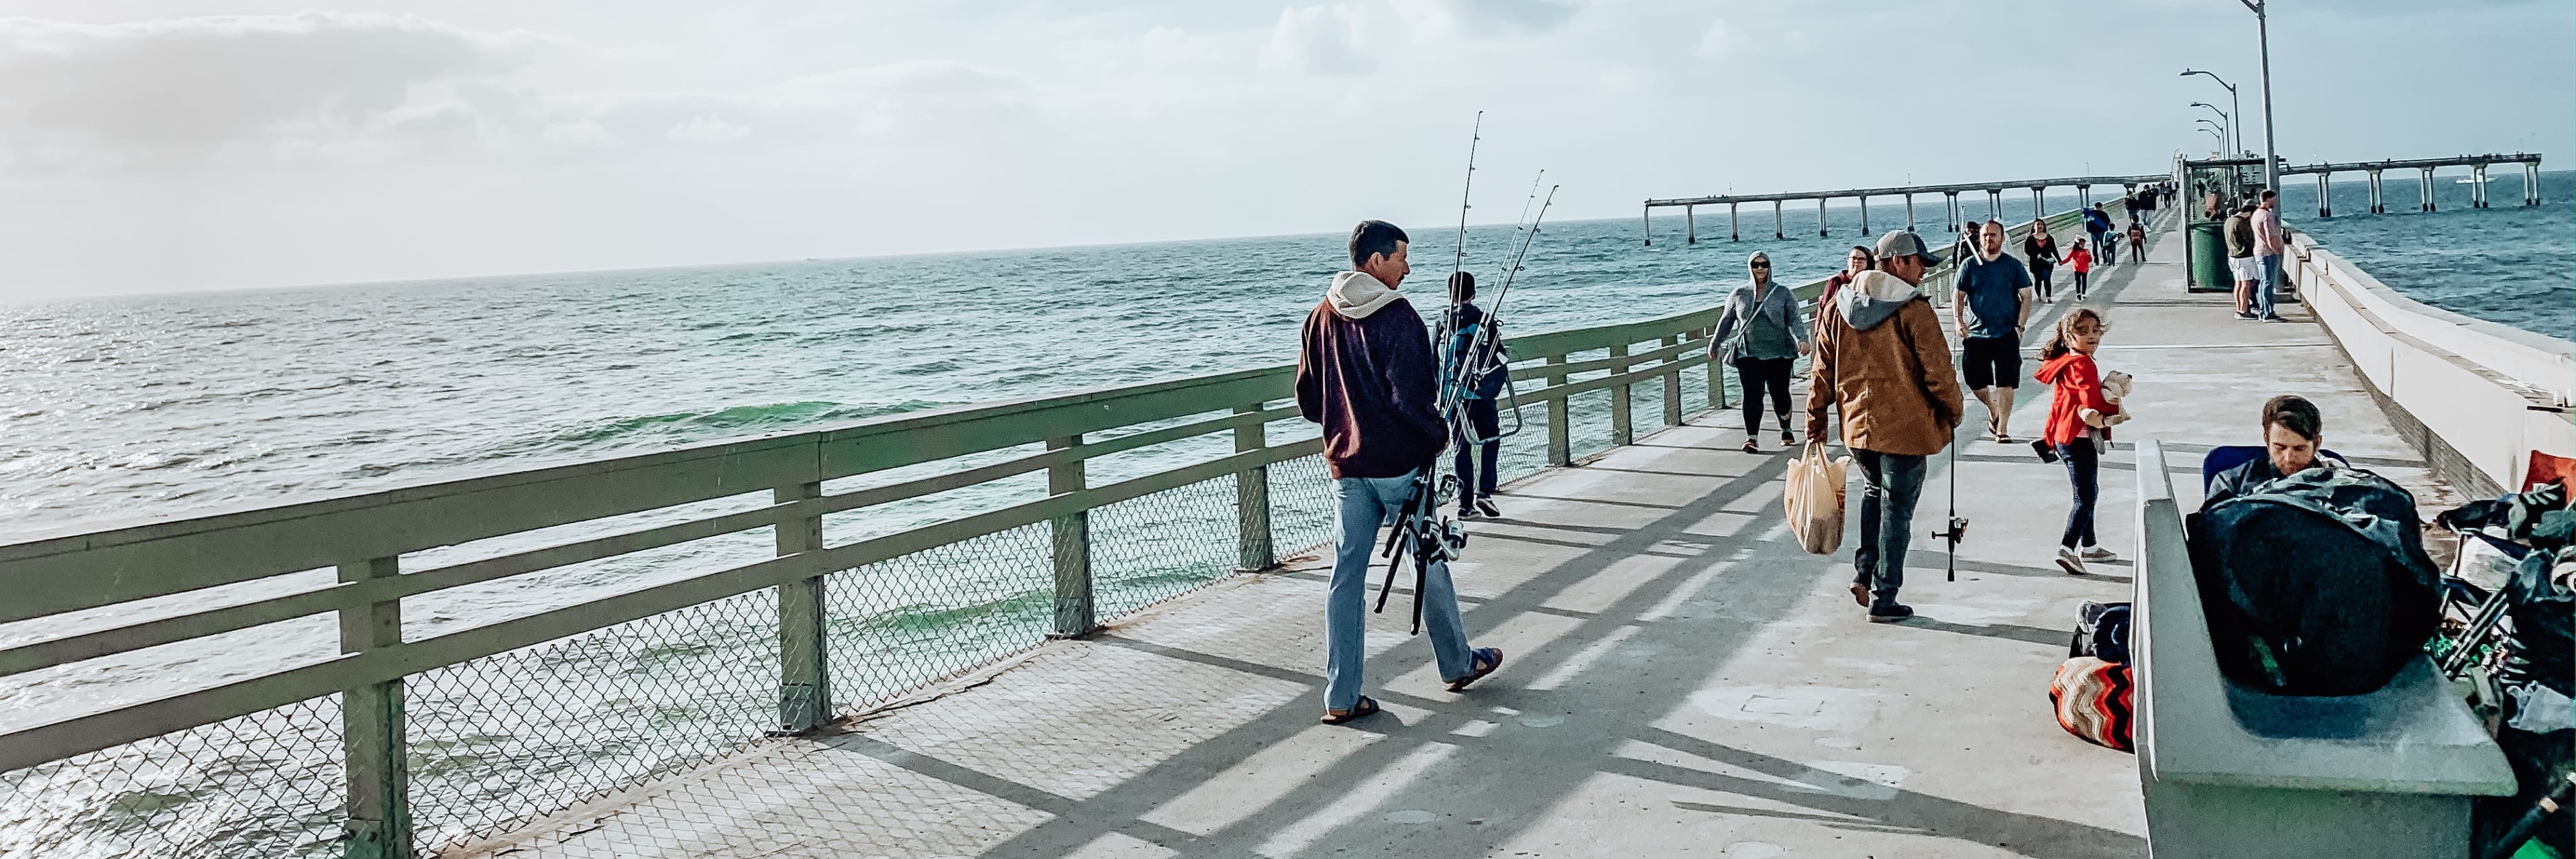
<box><xmin>2021</xmin><ymin>223</ymin><xmax>2061</xmax><ymax>303</ymax></box>
<box><xmin>2224</xmin><ymin>202</ymin><xmax>2261</xmax><ymax>319</ymax></box>
<box><xmin>2126</xmin><ymin>218</ymin><xmax>2147</xmax><ymax>262</ymax></box>
<box><xmin>1809</xmin><ymin>230</ymin><xmax>1964</xmax><ymax>623</ymax></box>
<box><xmin>2033</xmin><ymin>308</ymin><xmax>2121</xmax><ymax>574</ymax></box>
<box><xmin>2251</xmin><ymin>189</ymin><xmax>2286</xmax><ymax>322</ymax></box>
<box><xmin>1817</xmin><ymin>246</ymin><xmax>1876</xmax><ymax>332</ymax></box>
<box><xmin>2065</xmin><ymin>239</ymin><xmax>2094</xmax><ymax>301</ymax></box>
<box><xmin>1953</xmin><ymin>219</ymin><xmax>2035</xmax><ymax>444</ymax></box>
<box><xmin>2083</xmin><ymin>204</ymin><xmax>2114</xmax><ymax>266</ymax></box>
<box><xmin>1296</xmin><ymin>219</ymin><xmax>1503</xmax><ymax>725</ymax></box>
<box><xmin>1444</xmin><ymin>272</ymin><xmax>1505</xmax><ymax>519</ymax></box>
<box><xmin>1710</xmin><ymin>251</ymin><xmax>1811</xmax><ymax>452</ymax></box>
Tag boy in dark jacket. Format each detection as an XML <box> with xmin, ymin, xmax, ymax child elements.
<box><xmin>1295</xmin><ymin>220</ymin><xmax>1502</xmax><ymax>725</ymax></box>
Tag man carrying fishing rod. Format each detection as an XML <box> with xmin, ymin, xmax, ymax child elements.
<box><xmin>1296</xmin><ymin>219</ymin><xmax>1504</xmax><ymax>725</ymax></box>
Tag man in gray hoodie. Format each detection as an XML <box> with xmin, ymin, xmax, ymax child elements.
<box><xmin>1808</xmin><ymin>230</ymin><xmax>1966</xmax><ymax>622</ymax></box>
<box><xmin>1295</xmin><ymin>219</ymin><xmax>1503</xmax><ymax>725</ymax></box>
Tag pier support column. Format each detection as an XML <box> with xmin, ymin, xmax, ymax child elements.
<box><xmin>1987</xmin><ymin>189</ymin><xmax>2001</xmax><ymax>222</ymax></box>
<box><xmin>1945</xmin><ymin>192</ymin><xmax>1960</xmax><ymax>232</ymax></box>
<box><xmin>1904</xmin><ymin>194</ymin><xmax>1916</xmax><ymax>232</ymax></box>
<box><xmin>1233</xmin><ymin>405</ymin><xmax>1272</xmax><ymax>572</ymax></box>
<box><xmin>1047</xmin><ymin>435</ymin><xmax>1095</xmax><ymax>637</ymax></box>
<box><xmin>2472</xmin><ymin>164</ymin><xmax>2489</xmax><ymax>208</ymax></box>
<box><xmin>1817</xmin><ymin>197</ymin><xmax>1828</xmax><ymax>238</ymax></box>
<box><xmin>2076</xmin><ymin>185</ymin><xmax>2087</xmax><ymax>209</ymax></box>
<box><xmin>1685</xmin><ymin>205</ymin><xmax>1696</xmax><ymax>244</ymax></box>
<box><xmin>340</xmin><ymin>556</ymin><xmax>413</xmax><ymax>859</ymax></box>
<box><xmin>2367</xmin><ymin>170</ymin><xmax>2384</xmax><ymax>213</ymax></box>
<box><xmin>2031</xmin><ymin>187</ymin><xmax>2044</xmax><ymax>223</ymax></box>
<box><xmin>1773</xmin><ymin>201</ymin><xmax>1784</xmax><ymax>240</ymax></box>
<box><xmin>1609</xmin><ymin>342</ymin><xmax>1633</xmax><ymax>446</ymax></box>
<box><xmin>774</xmin><ymin>482</ymin><xmax>830</xmax><ymax>734</ymax></box>
<box><xmin>1642</xmin><ymin>205</ymin><xmax>1652</xmax><ymax>246</ymax></box>
<box><xmin>2526</xmin><ymin>162</ymin><xmax>2542</xmax><ymax>205</ymax></box>
<box><xmin>1729</xmin><ymin>203</ymin><xmax>1739</xmax><ymax>241</ymax></box>
<box><xmin>2420</xmin><ymin>167</ymin><xmax>2436</xmax><ymax>212</ymax></box>
<box><xmin>1660</xmin><ymin>335</ymin><xmax>1682</xmax><ymax>428</ymax></box>
<box><xmin>1545</xmin><ymin>355</ymin><xmax>1570</xmax><ymax>466</ymax></box>
<box><xmin>1858</xmin><ymin>195</ymin><xmax>1869</xmax><ymax>236</ymax></box>
<box><xmin>2316</xmin><ymin>172</ymin><xmax>2332</xmax><ymax>217</ymax></box>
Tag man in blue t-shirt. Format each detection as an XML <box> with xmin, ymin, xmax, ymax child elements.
<box><xmin>1949</xmin><ymin>219</ymin><xmax>2034</xmax><ymax>442</ymax></box>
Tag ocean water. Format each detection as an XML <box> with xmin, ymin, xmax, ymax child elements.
<box><xmin>2273</xmin><ymin>168</ymin><xmax>2573</xmax><ymax>339</ymax></box>
<box><xmin>0</xmin><ymin>180</ymin><xmax>2563</xmax><ymax>856</ymax></box>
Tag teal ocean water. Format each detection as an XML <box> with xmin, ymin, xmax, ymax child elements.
<box><xmin>2276</xmin><ymin>168</ymin><xmax>2573</xmax><ymax>338</ymax></box>
<box><xmin>0</xmin><ymin>180</ymin><xmax>2564</xmax><ymax>856</ymax></box>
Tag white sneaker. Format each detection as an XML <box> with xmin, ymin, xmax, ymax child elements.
<box><xmin>2055</xmin><ymin>545</ymin><xmax>2087</xmax><ymax>575</ymax></box>
<box><xmin>2081</xmin><ymin>546</ymin><xmax>2118</xmax><ymax>562</ymax></box>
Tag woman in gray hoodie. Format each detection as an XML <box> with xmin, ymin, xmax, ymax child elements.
<box><xmin>1708</xmin><ymin>251</ymin><xmax>1812</xmax><ymax>452</ymax></box>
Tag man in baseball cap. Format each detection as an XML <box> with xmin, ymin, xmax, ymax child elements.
<box><xmin>1806</xmin><ymin>230</ymin><xmax>1964</xmax><ymax>622</ymax></box>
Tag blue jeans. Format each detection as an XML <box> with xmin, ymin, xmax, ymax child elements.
<box><xmin>1327</xmin><ymin>470</ymin><xmax>1473</xmax><ymax>711</ymax></box>
<box><xmin>1851</xmin><ymin>450</ymin><xmax>1929</xmax><ymax>602</ymax></box>
<box><xmin>2257</xmin><ymin>254</ymin><xmax>2283</xmax><ymax>317</ymax></box>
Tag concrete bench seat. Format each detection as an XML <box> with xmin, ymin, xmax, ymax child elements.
<box><xmin>2131</xmin><ymin>438</ymin><xmax>2516</xmax><ymax>857</ymax></box>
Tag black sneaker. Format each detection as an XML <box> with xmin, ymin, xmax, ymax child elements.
<box><xmin>1866</xmin><ymin>601</ymin><xmax>1915</xmax><ymax>623</ymax></box>
<box><xmin>1456</xmin><ymin>505</ymin><xmax>1479</xmax><ymax>519</ymax></box>
<box><xmin>2235</xmin><ymin>311</ymin><xmax>2259</xmax><ymax>320</ymax></box>
<box><xmin>1475</xmin><ymin>498</ymin><xmax>1501</xmax><ymax>518</ymax></box>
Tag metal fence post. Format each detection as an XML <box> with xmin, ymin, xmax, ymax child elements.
<box><xmin>1660</xmin><ymin>334</ymin><xmax>1682</xmax><ymax>427</ymax></box>
<box><xmin>1233</xmin><ymin>405</ymin><xmax>1273</xmax><ymax>572</ymax></box>
<box><xmin>1047</xmin><ymin>435</ymin><xmax>1096</xmax><ymax>636</ymax></box>
<box><xmin>773</xmin><ymin>482</ymin><xmax>828</xmax><ymax>733</ymax></box>
<box><xmin>339</xmin><ymin>556</ymin><xmax>409</xmax><ymax>859</ymax></box>
<box><xmin>1609</xmin><ymin>342</ymin><xmax>1633</xmax><ymax>446</ymax></box>
<box><xmin>1544</xmin><ymin>354</ymin><xmax>1570</xmax><ymax>466</ymax></box>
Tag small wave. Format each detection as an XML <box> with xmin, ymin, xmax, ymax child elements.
<box><xmin>892</xmin><ymin>360</ymin><xmax>962</xmax><ymax>376</ymax></box>
<box><xmin>531</xmin><ymin>399</ymin><xmax>953</xmax><ymax>451</ymax></box>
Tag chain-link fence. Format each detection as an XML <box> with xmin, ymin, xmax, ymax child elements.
<box><xmin>0</xmin><ymin>695</ymin><xmax>343</xmax><ymax>859</ymax></box>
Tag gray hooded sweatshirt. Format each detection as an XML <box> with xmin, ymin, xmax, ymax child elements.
<box><xmin>1709</xmin><ymin>253</ymin><xmax>1810</xmax><ymax>363</ymax></box>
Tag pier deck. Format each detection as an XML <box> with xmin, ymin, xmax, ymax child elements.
<box><xmin>455</xmin><ymin>219</ymin><xmax>2457</xmax><ymax>859</ymax></box>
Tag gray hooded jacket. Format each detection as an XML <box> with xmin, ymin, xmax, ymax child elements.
<box><xmin>1709</xmin><ymin>253</ymin><xmax>1810</xmax><ymax>364</ymax></box>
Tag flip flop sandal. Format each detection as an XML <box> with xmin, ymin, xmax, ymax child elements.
<box><xmin>1446</xmin><ymin>648</ymin><xmax>1504</xmax><ymax>692</ymax></box>
<box><xmin>1321</xmin><ymin>695</ymin><xmax>1381</xmax><ymax>725</ymax></box>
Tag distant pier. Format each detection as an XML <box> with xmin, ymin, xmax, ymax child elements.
<box><xmin>1640</xmin><ymin>173</ymin><xmax>2167</xmax><ymax>245</ymax></box>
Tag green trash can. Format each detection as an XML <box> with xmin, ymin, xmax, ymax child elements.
<box><xmin>2187</xmin><ymin>221</ymin><xmax>2229</xmax><ymax>293</ymax></box>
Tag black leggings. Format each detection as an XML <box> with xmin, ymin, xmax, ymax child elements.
<box><xmin>1454</xmin><ymin>397</ymin><xmax>1500</xmax><ymax>498</ymax></box>
<box><xmin>2030</xmin><ymin>263</ymin><xmax>2054</xmax><ymax>301</ymax></box>
<box><xmin>2072</xmin><ymin>270</ymin><xmax>2090</xmax><ymax>298</ymax></box>
<box><xmin>2056</xmin><ymin>440</ymin><xmax>2098</xmax><ymax>548</ymax></box>
<box><xmin>1735</xmin><ymin>357</ymin><xmax>1794</xmax><ymax>437</ymax></box>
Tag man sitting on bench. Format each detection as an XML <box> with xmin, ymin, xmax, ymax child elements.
<box><xmin>2207</xmin><ymin>395</ymin><xmax>2337</xmax><ymax>506</ymax></box>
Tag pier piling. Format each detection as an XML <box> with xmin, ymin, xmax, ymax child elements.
<box><xmin>1729</xmin><ymin>203</ymin><xmax>1739</xmax><ymax>242</ymax></box>
<box><xmin>2471</xmin><ymin>164</ymin><xmax>2488</xmax><ymax>209</ymax></box>
<box><xmin>1641</xmin><ymin>205</ymin><xmax>1651</xmax><ymax>246</ymax></box>
<box><xmin>1945</xmin><ymin>191</ymin><xmax>1960</xmax><ymax>232</ymax></box>
<box><xmin>1858</xmin><ymin>195</ymin><xmax>1869</xmax><ymax>236</ymax></box>
<box><xmin>1773</xmin><ymin>201</ymin><xmax>1783</xmax><ymax>240</ymax></box>
<box><xmin>2368</xmin><ymin>170</ymin><xmax>2385</xmax><ymax>213</ymax></box>
<box><xmin>2317</xmin><ymin>172</ymin><xmax>2332</xmax><ymax>217</ymax></box>
<box><xmin>1686</xmin><ymin>205</ymin><xmax>1696</xmax><ymax>244</ymax></box>
<box><xmin>1986</xmin><ymin>189</ymin><xmax>2001</xmax><ymax>221</ymax></box>
<box><xmin>2526</xmin><ymin>161</ymin><xmax>2542</xmax><ymax>205</ymax></box>
<box><xmin>1816</xmin><ymin>198</ymin><xmax>1827</xmax><ymax>238</ymax></box>
<box><xmin>2420</xmin><ymin>167</ymin><xmax>2436</xmax><ymax>212</ymax></box>
<box><xmin>1904</xmin><ymin>194</ymin><xmax>1916</xmax><ymax>232</ymax></box>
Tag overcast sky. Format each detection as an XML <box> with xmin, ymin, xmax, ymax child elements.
<box><xmin>1</xmin><ymin>0</ymin><xmax>2567</xmax><ymax>299</ymax></box>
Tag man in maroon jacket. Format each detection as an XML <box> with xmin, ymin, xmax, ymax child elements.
<box><xmin>1295</xmin><ymin>219</ymin><xmax>1502</xmax><ymax>725</ymax></box>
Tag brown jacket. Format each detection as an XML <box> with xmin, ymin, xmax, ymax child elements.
<box><xmin>1806</xmin><ymin>270</ymin><xmax>1964</xmax><ymax>456</ymax></box>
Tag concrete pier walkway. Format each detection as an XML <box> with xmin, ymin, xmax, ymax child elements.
<box><xmin>455</xmin><ymin>217</ymin><xmax>2457</xmax><ymax>859</ymax></box>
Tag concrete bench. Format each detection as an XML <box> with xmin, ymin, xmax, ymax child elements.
<box><xmin>2131</xmin><ymin>439</ymin><xmax>2517</xmax><ymax>857</ymax></box>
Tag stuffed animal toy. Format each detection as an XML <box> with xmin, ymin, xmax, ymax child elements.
<box><xmin>2082</xmin><ymin>370</ymin><xmax>2132</xmax><ymax>428</ymax></box>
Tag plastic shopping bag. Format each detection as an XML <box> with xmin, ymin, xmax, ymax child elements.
<box><xmin>1784</xmin><ymin>442</ymin><xmax>1849</xmax><ymax>555</ymax></box>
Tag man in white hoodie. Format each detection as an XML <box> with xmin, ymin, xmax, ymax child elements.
<box><xmin>1809</xmin><ymin>231</ymin><xmax>1966</xmax><ymax>622</ymax></box>
<box><xmin>1295</xmin><ymin>219</ymin><xmax>1503</xmax><ymax>725</ymax></box>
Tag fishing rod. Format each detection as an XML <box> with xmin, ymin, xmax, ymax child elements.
<box><xmin>1931</xmin><ymin>224</ymin><xmax>1974</xmax><ymax>583</ymax></box>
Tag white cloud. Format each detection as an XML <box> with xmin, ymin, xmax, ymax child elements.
<box><xmin>664</xmin><ymin>114</ymin><xmax>750</xmax><ymax>143</ymax></box>
<box><xmin>1263</xmin><ymin>5</ymin><xmax>1372</xmax><ymax>75</ymax></box>
<box><xmin>1693</xmin><ymin>19</ymin><xmax>1729</xmax><ymax>58</ymax></box>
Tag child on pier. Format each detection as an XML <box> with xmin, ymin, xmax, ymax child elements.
<box><xmin>2033</xmin><ymin>308</ymin><xmax>2121</xmax><ymax>574</ymax></box>
<box><xmin>2065</xmin><ymin>240</ymin><xmax>2094</xmax><ymax>301</ymax></box>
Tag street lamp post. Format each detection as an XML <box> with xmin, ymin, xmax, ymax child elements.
<box><xmin>2179</xmin><ymin>69</ymin><xmax>2242</xmax><ymax>158</ymax></box>
<box><xmin>2241</xmin><ymin>0</ymin><xmax>2281</xmax><ymax>199</ymax></box>
<box><xmin>2190</xmin><ymin>102</ymin><xmax>2231</xmax><ymax>156</ymax></box>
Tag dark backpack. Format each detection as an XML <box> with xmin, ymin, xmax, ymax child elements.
<box><xmin>2186</xmin><ymin>466</ymin><xmax>2440</xmax><ymax>696</ymax></box>
<box><xmin>2070</xmin><ymin>601</ymin><xmax>2132</xmax><ymax>664</ymax></box>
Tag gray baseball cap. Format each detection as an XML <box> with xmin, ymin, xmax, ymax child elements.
<box><xmin>1874</xmin><ymin>230</ymin><xmax>1943</xmax><ymax>266</ymax></box>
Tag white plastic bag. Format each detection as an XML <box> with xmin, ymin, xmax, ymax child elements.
<box><xmin>1784</xmin><ymin>442</ymin><xmax>1850</xmax><ymax>555</ymax></box>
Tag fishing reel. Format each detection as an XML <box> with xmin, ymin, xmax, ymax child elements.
<box><xmin>1933</xmin><ymin>515</ymin><xmax>1970</xmax><ymax>582</ymax></box>
<box><xmin>1409</xmin><ymin>473</ymin><xmax>1469</xmax><ymax>562</ymax></box>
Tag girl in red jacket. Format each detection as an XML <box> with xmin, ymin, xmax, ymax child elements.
<box><xmin>2064</xmin><ymin>240</ymin><xmax>2094</xmax><ymax>301</ymax></box>
<box><xmin>2034</xmin><ymin>308</ymin><xmax>2119</xmax><ymax>574</ymax></box>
